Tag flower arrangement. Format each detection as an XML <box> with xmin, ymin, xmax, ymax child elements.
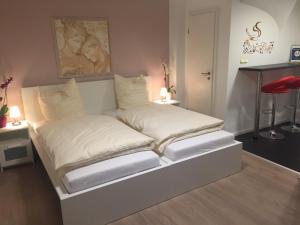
<box><xmin>162</xmin><ymin>63</ymin><xmax>176</xmax><ymax>95</ymax></box>
<box><xmin>0</xmin><ymin>76</ymin><xmax>13</xmax><ymax>127</ymax></box>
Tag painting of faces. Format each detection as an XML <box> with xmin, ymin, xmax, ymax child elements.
<box><xmin>52</xmin><ymin>17</ymin><xmax>111</xmax><ymax>78</ymax></box>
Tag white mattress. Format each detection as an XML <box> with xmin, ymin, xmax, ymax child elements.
<box><xmin>62</xmin><ymin>150</ymin><xmax>160</xmax><ymax>193</ymax></box>
<box><xmin>164</xmin><ymin>130</ymin><xmax>235</xmax><ymax>161</ymax></box>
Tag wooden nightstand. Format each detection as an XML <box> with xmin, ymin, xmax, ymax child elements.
<box><xmin>153</xmin><ymin>99</ymin><xmax>180</xmax><ymax>106</ymax></box>
<box><xmin>0</xmin><ymin>120</ymin><xmax>34</xmax><ymax>172</ymax></box>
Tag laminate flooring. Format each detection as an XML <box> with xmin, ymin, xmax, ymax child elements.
<box><xmin>0</xmin><ymin>151</ymin><xmax>299</xmax><ymax>225</ymax></box>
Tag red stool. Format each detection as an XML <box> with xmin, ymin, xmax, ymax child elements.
<box><xmin>281</xmin><ymin>77</ymin><xmax>300</xmax><ymax>132</ymax></box>
<box><xmin>260</xmin><ymin>75</ymin><xmax>295</xmax><ymax>139</ymax></box>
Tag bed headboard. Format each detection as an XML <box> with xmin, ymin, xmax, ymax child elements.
<box><xmin>21</xmin><ymin>76</ymin><xmax>152</xmax><ymax>124</ymax></box>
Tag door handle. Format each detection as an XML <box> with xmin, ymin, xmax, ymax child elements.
<box><xmin>201</xmin><ymin>72</ymin><xmax>211</xmax><ymax>75</ymax></box>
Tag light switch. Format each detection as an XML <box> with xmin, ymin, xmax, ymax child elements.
<box><xmin>240</xmin><ymin>58</ymin><xmax>249</xmax><ymax>64</ymax></box>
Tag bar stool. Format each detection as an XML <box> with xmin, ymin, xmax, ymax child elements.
<box><xmin>260</xmin><ymin>76</ymin><xmax>295</xmax><ymax>140</ymax></box>
<box><xmin>281</xmin><ymin>77</ymin><xmax>300</xmax><ymax>132</ymax></box>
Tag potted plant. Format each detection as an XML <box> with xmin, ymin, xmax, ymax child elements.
<box><xmin>162</xmin><ymin>63</ymin><xmax>176</xmax><ymax>101</ymax></box>
<box><xmin>0</xmin><ymin>76</ymin><xmax>13</xmax><ymax>128</ymax></box>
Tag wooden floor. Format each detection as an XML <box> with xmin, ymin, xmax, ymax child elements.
<box><xmin>1</xmin><ymin>151</ymin><xmax>300</xmax><ymax>225</ymax></box>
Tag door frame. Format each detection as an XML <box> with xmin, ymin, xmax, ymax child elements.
<box><xmin>184</xmin><ymin>7</ymin><xmax>219</xmax><ymax>116</ymax></box>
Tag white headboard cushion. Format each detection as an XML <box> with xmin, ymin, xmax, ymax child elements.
<box><xmin>21</xmin><ymin>76</ymin><xmax>151</xmax><ymax>124</ymax></box>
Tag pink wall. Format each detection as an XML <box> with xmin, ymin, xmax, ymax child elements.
<box><xmin>0</xmin><ymin>0</ymin><xmax>169</xmax><ymax>115</ymax></box>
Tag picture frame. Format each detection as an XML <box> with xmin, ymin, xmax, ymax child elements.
<box><xmin>290</xmin><ymin>45</ymin><xmax>300</xmax><ymax>63</ymax></box>
<box><xmin>51</xmin><ymin>17</ymin><xmax>112</xmax><ymax>78</ymax></box>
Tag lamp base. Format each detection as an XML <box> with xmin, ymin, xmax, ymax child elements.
<box><xmin>160</xmin><ymin>97</ymin><xmax>167</xmax><ymax>102</ymax></box>
<box><xmin>12</xmin><ymin>121</ymin><xmax>21</xmax><ymax>126</ymax></box>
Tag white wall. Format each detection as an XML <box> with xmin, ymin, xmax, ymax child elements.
<box><xmin>170</xmin><ymin>0</ymin><xmax>300</xmax><ymax>134</ymax></box>
<box><xmin>225</xmin><ymin>0</ymin><xmax>300</xmax><ymax>134</ymax></box>
<box><xmin>169</xmin><ymin>0</ymin><xmax>232</xmax><ymax>119</ymax></box>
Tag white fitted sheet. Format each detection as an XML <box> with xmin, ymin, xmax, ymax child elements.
<box><xmin>62</xmin><ymin>150</ymin><xmax>160</xmax><ymax>193</ymax></box>
<box><xmin>164</xmin><ymin>130</ymin><xmax>235</xmax><ymax>161</ymax></box>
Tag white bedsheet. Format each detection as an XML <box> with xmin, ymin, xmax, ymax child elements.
<box><xmin>62</xmin><ymin>150</ymin><xmax>160</xmax><ymax>193</ymax></box>
<box><xmin>117</xmin><ymin>104</ymin><xmax>224</xmax><ymax>153</ymax></box>
<box><xmin>164</xmin><ymin>130</ymin><xmax>235</xmax><ymax>161</ymax></box>
<box><xmin>36</xmin><ymin>115</ymin><xmax>154</xmax><ymax>176</ymax></box>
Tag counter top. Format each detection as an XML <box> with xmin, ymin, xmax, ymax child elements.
<box><xmin>239</xmin><ymin>63</ymin><xmax>300</xmax><ymax>72</ymax></box>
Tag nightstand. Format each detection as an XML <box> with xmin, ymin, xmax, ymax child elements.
<box><xmin>0</xmin><ymin>120</ymin><xmax>34</xmax><ymax>172</ymax></box>
<box><xmin>153</xmin><ymin>99</ymin><xmax>180</xmax><ymax>106</ymax></box>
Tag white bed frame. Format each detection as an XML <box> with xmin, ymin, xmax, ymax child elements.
<box><xmin>21</xmin><ymin>78</ymin><xmax>242</xmax><ymax>225</ymax></box>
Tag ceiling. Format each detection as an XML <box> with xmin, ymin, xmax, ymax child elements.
<box><xmin>240</xmin><ymin>0</ymin><xmax>298</xmax><ymax>30</ymax></box>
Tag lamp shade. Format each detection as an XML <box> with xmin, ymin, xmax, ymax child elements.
<box><xmin>160</xmin><ymin>87</ymin><xmax>168</xmax><ymax>97</ymax></box>
<box><xmin>10</xmin><ymin>106</ymin><xmax>21</xmax><ymax>119</ymax></box>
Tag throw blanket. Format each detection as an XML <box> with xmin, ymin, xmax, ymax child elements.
<box><xmin>36</xmin><ymin>115</ymin><xmax>154</xmax><ymax>176</ymax></box>
<box><xmin>117</xmin><ymin>104</ymin><xmax>224</xmax><ymax>153</ymax></box>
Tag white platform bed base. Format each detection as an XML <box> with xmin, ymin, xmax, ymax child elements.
<box><xmin>22</xmin><ymin>79</ymin><xmax>242</xmax><ymax>225</ymax></box>
<box><xmin>32</xmin><ymin>131</ymin><xmax>241</xmax><ymax>225</ymax></box>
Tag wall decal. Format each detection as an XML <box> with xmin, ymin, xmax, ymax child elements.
<box><xmin>52</xmin><ymin>17</ymin><xmax>111</xmax><ymax>78</ymax></box>
<box><xmin>243</xmin><ymin>21</ymin><xmax>274</xmax><ymax>54</ymax></box>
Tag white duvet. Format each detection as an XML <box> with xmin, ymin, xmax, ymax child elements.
<box><xmin>36</xmin><ymin>115</ymin><xmax>154</xmax><ymax>176</ymax></box>
<box><xmin>117</xmin><ymin>104</ymin><xmax>224</xmax><ymax>153</ymax></box>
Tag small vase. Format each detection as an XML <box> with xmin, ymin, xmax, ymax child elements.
<box><xmin>166</xmin><ymin>92</ymin><xmax>172</xmax><ymax>101</ymax></box>
<box><xmin>0</xmin><ymin>116</ymin><xmax>7</xmax><ymax>128</ymax></box>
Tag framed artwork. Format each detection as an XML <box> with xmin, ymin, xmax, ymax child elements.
<box><xmin>290</xmin><ymin>46</ymin><xmax>300</xmax><ymax>63</ymax></box>
<box><xmin>51</xmin><ymin>17</ymin><xmax>111</xmax><ymax>78</ymax></box>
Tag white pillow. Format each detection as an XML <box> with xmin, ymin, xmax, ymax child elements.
<box><xmin>114</xmin><ymin>74</ymin><xmax>149</xmax><ymax>110</ymax></box>
<box><xmin>38</xmin><ymin>78</ymin><xmax>85</xmax><ymax>121</ymax></box>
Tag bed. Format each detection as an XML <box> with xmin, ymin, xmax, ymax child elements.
<box><xmin>22</xmin><ymin>78</ymin><xmax>242</xmax><ymax>225</ymax></box>
<box><xmin>32</xmin><ymin>115</ymin><xmax>159</xmax><ymax>194</ymax></box>
<box><xmin>113</xmin><ymin>75</ymin><xmax>238</xmax><ymax>160</ymax></box>
<box><xmin>115</xmin><ymin>103</ymin><xmax>225</xmax><ymax>154</ymax></box>
<box><xmin>115</xmin><ymin>103</ymin><xmax>239</xmax><ymax>164</ymax></box>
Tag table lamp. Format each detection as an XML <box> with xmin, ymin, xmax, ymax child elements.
<box><xmin>10</xmin><ymin>106</ymin><xmax>21</xmax><ymax>126</ymax></box>
<box><xmin>160</xmin><ymin>87</ymin><xmax>168</xmax><ymax>102</ymax></box>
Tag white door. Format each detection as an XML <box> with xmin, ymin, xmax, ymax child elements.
<box><xmin>186</xmin><ymin>10</ymin><xmax>216</xmax><ymax>115</ymax></box>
